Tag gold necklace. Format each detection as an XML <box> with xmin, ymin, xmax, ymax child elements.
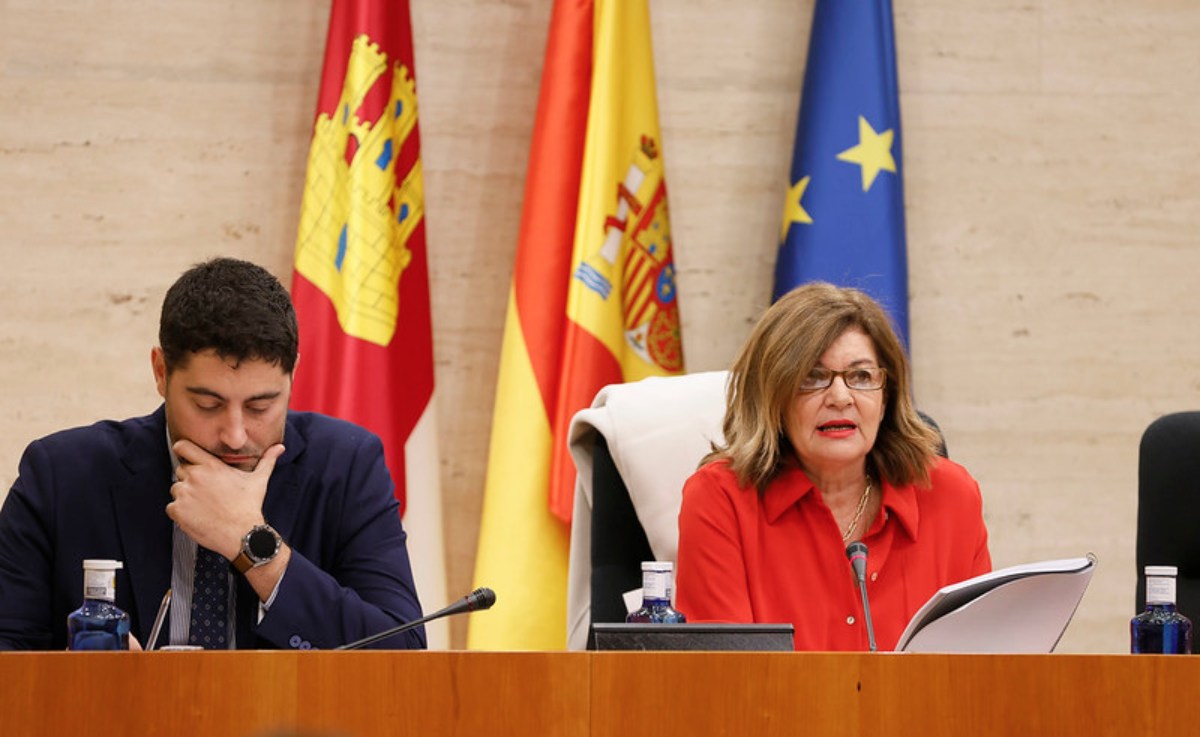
<box><xmin>841</xmin><ymin>477</ymin><xmax>873</xmax><ymax>543</ymax></box>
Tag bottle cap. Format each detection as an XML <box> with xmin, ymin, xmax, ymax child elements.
<box><xmin>1145</xmin><ymin>565</ymin><xmax>1178</xmax><ymax>577</ymax></box>
<box><xmin>82</xmin><ymin>559</ymin><xmax>124</xmax><ymax>571</ymax></box>
<box><xmin>641</xmin><ymin>560</ymin><xmax>673</xmax><ymax>573</ymax></box>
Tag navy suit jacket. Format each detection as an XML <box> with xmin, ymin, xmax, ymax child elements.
<box><xmin>0</xmin><ymin>407</ymin><xmax>426</xmax><ymax>650</ymax></box>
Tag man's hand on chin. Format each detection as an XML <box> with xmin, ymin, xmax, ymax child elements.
<box><xmin>165</xmin><ymin>441</ymin><xmax>285</xmax><ymax>559</ymax></box>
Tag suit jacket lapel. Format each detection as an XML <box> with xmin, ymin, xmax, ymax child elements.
<box><xmin>262</xmin><ymin>417</ymin><xmax>308</xmax><ymax>543</ymax></box>
<box><xmin>110</xmin><ymin>407</ymin><xmax>175</xmax><ymax>643</ymax></box>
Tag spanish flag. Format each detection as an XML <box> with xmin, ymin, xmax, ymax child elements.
<box><xmin>289</xmin><ymin>0</ymin><xmax>448</xmax><ymax>647</ymax></box>
<box><xmin>469</xmin><ymin>0</ymin><xmax>684</xmax><ymax>650</ymax></box>
<box><xmin>774</xmin><ymin>0</ymin><xmax>910</xmax><ymax>345</ymax></box>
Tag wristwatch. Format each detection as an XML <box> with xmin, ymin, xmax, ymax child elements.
<box><xmin>232</xmin><ymin>524</ymin><xmax>282</xmax><ymax>574</ymax></box>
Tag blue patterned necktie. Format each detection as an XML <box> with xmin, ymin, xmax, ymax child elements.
<box><xmin>189</xmin><ymin>546</ymin><xmax>230</xmax><ymax>649</ymax></box>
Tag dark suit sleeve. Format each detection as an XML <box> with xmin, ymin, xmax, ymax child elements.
<box><xmin>0</xmin><ymin>441</ymin><xmax>59</xmax><ymax>650</ymax></box>
<box><xmin>253</xmin><ymin>431</ymin><xmax>426</xmax><ymax>650</ymax></box>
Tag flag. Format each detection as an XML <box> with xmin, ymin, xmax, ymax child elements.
<box><xmin>469</xmin><ymin>0</ymin><xmax>684</xmax><ymax>650</ymax></box>
<box><xmin>774</xmin><ymin>0</ymin><xmax>910</xmax><ymax>345</ymax></box>
<box><xmin>290</xmin><ymin>0</ymin><xmax>447</xmax><ymax>648</ymax></box>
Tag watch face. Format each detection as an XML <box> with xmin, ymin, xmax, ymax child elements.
<box><xmin>247</xmin><ymin>527</ymin><xmax>279</xmax><ymax>560</ymax></box>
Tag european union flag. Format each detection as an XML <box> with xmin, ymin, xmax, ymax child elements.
<box><xmin>774</xmin><ymin>0</ymin><xmax>909</xmax><ymax>346</ymax></box>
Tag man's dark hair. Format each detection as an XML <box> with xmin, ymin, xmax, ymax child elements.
<box><xmin>159</xmin><ymin>257</ymin><xmax>299</xmax><ymax>374</ymax></box>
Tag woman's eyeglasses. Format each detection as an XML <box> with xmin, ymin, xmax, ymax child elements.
<box><xmin>798</xmin><ymin>367</ymin><xmax>886</xmax><ymax>392</ymax></box>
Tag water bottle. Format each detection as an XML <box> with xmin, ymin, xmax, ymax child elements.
<box><xmin>1131</xmin><ymin>565</ymin><xmax>1192</xmax><ymax>654</ymax></box>
<box><xmin>626</xmin><ymin>561</ymin><xmax>687</xmax><ymax>624</ymax></box>
<box><xmin>67</xmin><ymin>559</ymin><xmax>131</xmax><ymax>650</ymax></box>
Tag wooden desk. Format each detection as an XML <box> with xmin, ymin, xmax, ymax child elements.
<box><xmin>591</xmin><ymin>652</ymin><xmax>1191</xmax><ymax>736</ymax></box>
<box><xmin>0</xmin><ymin>651</ymin><xmax>1192</xmax><ymax>736</ymax></box>
<box><xmin>0</xmin><ymin>651</ymin><xmax>588</xmax><ymax>736</ymax></box>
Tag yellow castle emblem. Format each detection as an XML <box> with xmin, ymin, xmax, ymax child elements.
<box><xmin>294</xmin><ymin>34</ymin><xmax>424</xmax><ymax>347</ymax></box>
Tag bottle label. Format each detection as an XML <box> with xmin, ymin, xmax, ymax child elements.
<box><xmin>1147</xmin><ymin>575</ymin><xmax>1176</xmax><ymax>605</ymax></box>
<box><xmin>83</xmin><ymin>568</ymin><xmax>117</xmax><ymax>602</ymax></box>
<box><xmin>642</xmin><ymin>570</ymin><xmax>670</xmax><ymax>600</ymax></box>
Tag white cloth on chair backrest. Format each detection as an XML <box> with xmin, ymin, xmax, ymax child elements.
<box><xmin>565</xmin><ymin>370</ymin><xmax>729</xmax><ymax>650</ymax></box>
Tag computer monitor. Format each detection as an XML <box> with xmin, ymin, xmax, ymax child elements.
<box><xmin>588</xmin><ymin>623</ymin><xmax>794</xmax><ymax>651</ymax></box>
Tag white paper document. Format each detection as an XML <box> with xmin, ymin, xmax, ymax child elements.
<box><xmin>894</xmin><ymin>554</ymin><xmax>1098</xmax><ymax>653</ymax></box>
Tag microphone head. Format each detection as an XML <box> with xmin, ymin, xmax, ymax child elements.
<box><xmin>845</xmin><ymin>541</ymin><xmax>868</xmax><ymax>581</ymax></box>
<box><xmin>467</xmin><ymin>587</ymin><xmax>497</xmax><ymax>611</ymax></box>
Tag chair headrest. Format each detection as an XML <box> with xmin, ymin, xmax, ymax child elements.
<box><xmin>568</xmin><ymin>370</ymin><xmax>729</xmax><ymax>559</ymax></box>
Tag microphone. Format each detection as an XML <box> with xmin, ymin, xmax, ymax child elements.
<box><xmin>845</xmin><ymin>542</ymin><xmax>877</xmax><ymax>652</ymax></box>
<box><xmin>337</xmin><ymin>587</ymin><xmax>497</xmax><ymax>650</ymax></box>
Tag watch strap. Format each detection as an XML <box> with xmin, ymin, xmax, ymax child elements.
<box><xmin>231</xmin><ymin>551</ymin><xmax>256</xmax><ymax>575</ymax></box>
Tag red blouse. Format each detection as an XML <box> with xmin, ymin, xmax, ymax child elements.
<box><xmin>675</xmin><ymin>455</ymin><xmax>991</xmax><ymax>651</ymax></box>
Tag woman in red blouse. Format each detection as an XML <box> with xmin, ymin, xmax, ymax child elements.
<box><xmin>675</xmin><ymin>282</ymin><xmax>991</xmax><ymax>651</ymax></box>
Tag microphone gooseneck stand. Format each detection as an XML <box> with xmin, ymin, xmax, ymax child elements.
<box><xmin>338</xmin><ymin>587</ymin><xmax>497</xmax><ymax>651</ymax></box>
<box><xmin>845</xmin><ymin>542</ymin><xmax>878</xmax><ymax>652</ymax></box>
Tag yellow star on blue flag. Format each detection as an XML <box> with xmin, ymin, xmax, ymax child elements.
<box><xmin>780</xmin><ymin>175</ymin><xmax>813</xmax><ymax>241</ymax></box>
<box><xmin>837</xmin><ymin>116</ymin><xmax>896</xmax><ymax>192</ymax></box>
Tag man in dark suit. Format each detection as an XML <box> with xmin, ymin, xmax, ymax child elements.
<box><xmin>0</xmin><ymin>258</ymin><xmax>425</xmax><ymax>650</ymax></box>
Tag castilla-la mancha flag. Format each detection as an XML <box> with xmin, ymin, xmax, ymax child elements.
<box><xmin>469</xmin><ymin>0</ymin><xmax>685</xmax><ymax>650</ymax></box>
<box><xmin>290</xmin><ymin>0</ymin><xmax>447</xmax><ymax>648</ymax></box>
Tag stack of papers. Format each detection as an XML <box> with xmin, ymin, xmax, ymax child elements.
<box><xmin>895</xmin><ymin>555</ymin><xmax>1098</xmax><ymax>653</ymax></box>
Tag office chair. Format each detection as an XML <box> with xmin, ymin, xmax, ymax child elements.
<box><xmin>565</xmin><ymin>371</ymin><xmax>728</xmax><ymax>650</ymax></box>
<box><xmin>565</xmin><ymin>371</ymin><xmax>949</xmax><ymax>650</ymax></box>
<box><xmin>1135</xmin><ymin>411</ymin><xmax>1200</xmax><ymax>620</ymax></box>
